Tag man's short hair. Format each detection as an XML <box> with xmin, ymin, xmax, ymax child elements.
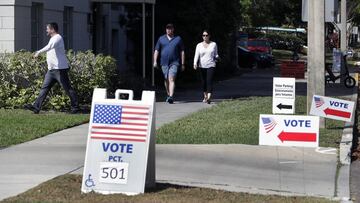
<box><xmin>47</xmin><ymin>22</ymin><xmax>59</xmax><ymax>32</ymax></box>
<box><xmin>166</xmin><ymin>23</ymin><xmax>174</xmax><ymax>29</ymax></box>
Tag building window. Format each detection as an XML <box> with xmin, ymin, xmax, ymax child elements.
<box><xmin>63</xmin><ymin>7</ymin><xmax>73</xmax><ymax>50</ymax></box>
<box><xmin>31</xmin><ymin>3</ymin><xmax>43</xmax><ymax>51</ymax></box>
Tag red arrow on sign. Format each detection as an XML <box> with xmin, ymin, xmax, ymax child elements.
<box><xmin>323</xmin><ymin>108</ymin><xmax>351</xmax><ymax>118</ymax></box>
<box><xmin>278</xmin><ymin>131</ymin><xmax>317</xmax><ymax>143</ymax></box>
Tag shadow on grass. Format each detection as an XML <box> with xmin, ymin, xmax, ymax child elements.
<box><xmin>352</xmin><ymin>111</ymin><xmax>360</xmax><ymax>162</ymax></box>
<box><xmin>146</xmin><ymin>182</ymin><xmax>195</xmax><ymax>193</ymax></box>
<box><xmin>327</xmin><ymin>126</ymin><xmax>345</xmax><ymax>130</ymax></box>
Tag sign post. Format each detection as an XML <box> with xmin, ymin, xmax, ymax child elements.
<box><xmin>272</xmin><ymin>77</ymin><xmax>296</xmax><ymax>114</ymax></box>
<box><xmin>309</xmin><ymin>95</ymin><xmax>355</xmax><ymax>122</ymax></box>
<box><xmin>259</xmin><ymin>114</ymin><xmax>319</xmax><ymax>148</ymax></box>
<box><xmin>81</xmin><ymin>88</ymin><xmax>155</xmax><ymax>195</ymax></box>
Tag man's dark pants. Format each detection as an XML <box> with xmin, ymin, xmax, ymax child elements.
<box><xmin>33</xmin><ymin>69</ymin><xmax>79</xmax><ymax>111</ymax></box>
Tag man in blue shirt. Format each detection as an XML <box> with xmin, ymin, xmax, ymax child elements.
<box><xmin>153</xmin><ymin>23</ymin><xmax>185</xmax><ymax>104</ymax></box>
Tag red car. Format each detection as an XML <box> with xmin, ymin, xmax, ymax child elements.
<box><xmin>238</xmin><ymin>38</ymin><xmax>274</xmax><ymax>68</ymax></box>
<box><xmin>243</xmin><ymin>38</ymin><xmax>272</xmax><ymax>54</ymax></box>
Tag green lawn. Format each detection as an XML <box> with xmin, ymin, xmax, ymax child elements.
<box><xmin>272</xmin><ymin>49</ymin><xmax>307</xmax><ymax>61</ymax></box>
<box><xmin>0</xmin><ymin>109</ymin><xmax>89</xmax><ymax>148</ymax></box>
<box><xmin>0</xmin><ymin>96</ymin><xmax>344</xmax><ymax>148</ymax></box>
<box><xmin>1</xmin><ymin>174</ymin><xmax>335</xmax><ymax>203</ymax></box>
<box><xmin>156</xmin><ymin>96</ymin><xmax>344</xmax><ymax>148</ymax></box>
<box><xmin>273</xmin><ymin>49</ymin><xmax>295</xmax><ymax>60</ymax></box>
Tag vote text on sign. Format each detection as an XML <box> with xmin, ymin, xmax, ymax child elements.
<box><xmin>309</xmin><ymin>95</ymin><xmax>355</xmax><ymax>122</ymax></box>
<box><xmin>259</xmin><ymin>114</ymin><xmax>319</xmax><ymax>147</ymax></box>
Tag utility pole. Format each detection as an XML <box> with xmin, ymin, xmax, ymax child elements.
<box><xmin>307</xmin><ymin>0</ymin><xmax>325</xmax><ymax>128</ymax></box>
<box><xmin>142</xmin><ymin>3</ymin><xmax>146</xmax><ymax>79</ymax></box>
<box><xmin>340</xmin><ymin>0</ymin><xmax>347</xmax><ymax>52</ymax></box>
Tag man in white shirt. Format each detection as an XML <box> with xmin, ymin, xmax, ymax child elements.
<box><xmin>24</xmin><ymin>22</ymin><xmax>79</xmax><ymax>114</ymax></box>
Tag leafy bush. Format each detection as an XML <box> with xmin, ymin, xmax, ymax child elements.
<box><xmin>67</xmin><ymin>50</ymin><xmax>118</xmax><ymax>106</ymax></box>
<box><xmin>0</xmin><ymin>51</ymin><xmax>46</xmax><ymax>108</ymax></box>
<box><xmin>0</xmin><ymin>50</ymin><xmax>142</xmax><ymax>111</ymax></box>
<box><xmin>241</xmin><ymin>29</ymin><xmax>306</xmax><ymax>51</ymax></box>
<box><xmin>266</xmin><ymin>32</ymin><xmax>305</xmax><ymax>51</ymax></box>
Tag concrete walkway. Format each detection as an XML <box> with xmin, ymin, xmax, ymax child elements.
<box><xmin>0</xmin><ymin>68</ymin><xmax>356</xmax><ymax>201</ymax></box>
<box><xmin>156</xmin><ymin>144</ymin><xmax>337</xmax><ymax>197</ymax></box>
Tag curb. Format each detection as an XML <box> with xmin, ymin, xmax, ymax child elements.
<box><xmin>337</xmin><ymin>73</ymin><xmax>358</xmax><ymax>202</ymax></box>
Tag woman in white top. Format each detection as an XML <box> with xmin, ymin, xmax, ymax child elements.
<box><xmin>193</xmin><ymin>30</ymin><xmax>219</xmax><ymax>104</ymax></box>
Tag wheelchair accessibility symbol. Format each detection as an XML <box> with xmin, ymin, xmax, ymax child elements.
<box><xmin>85</xmin><ymin>174</ymin><xmax>95</xmax><ymax>188</ymax></box>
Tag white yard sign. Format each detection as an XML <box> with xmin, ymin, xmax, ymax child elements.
<box><xmin>309</xmin><ymin>95</ymin><xmax>355</xmax><ymax>122</ymax></box>
<box><xmin>81</xmin><ymin>89</ymin><xmax>155</xmax><ymax>195</ymax></box>
<box><xmin>272</xmin><ymin>77</ymin><xmax>296</xmax><ymax>114</ymax></box>
<box><xmin>259</xmin><ymin>114</ymin><xmax>319</xmax><ymax>148</ymax></box>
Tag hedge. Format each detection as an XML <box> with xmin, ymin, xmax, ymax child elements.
<box><xmin>242</xmin><ymin>29</ymin><xmax>306</xmax><ymax>51</ymax></box>
<box><xmin>0</xmin><ymin>50</ymin><xmax>135</xmax><ymax>111</ymax></box>
<box><xmin>266</xmin><ymin>32</ymin><xmax>305</xmax><ymax>51</ymax></box>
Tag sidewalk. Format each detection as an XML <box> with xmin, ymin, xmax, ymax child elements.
<box><xmin>0</xmin><ymin>68</ymin><xmax>357</xmax><ymax>201</ymax></box>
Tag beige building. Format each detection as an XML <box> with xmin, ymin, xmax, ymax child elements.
<box><xmin>0</xmin><ymin>0</ymin><xmax>92</xmax><ymax>52</ymax></box>
<box><xmin>0</xmin><ymin>0</ymin><xmax>156</xmax><ymax>77</ymax></box>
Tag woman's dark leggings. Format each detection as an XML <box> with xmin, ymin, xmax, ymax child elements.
<box><xmin>200</xmin><ymin>67</ymin><xmax>215</xmax><ymax>93</ymax></box>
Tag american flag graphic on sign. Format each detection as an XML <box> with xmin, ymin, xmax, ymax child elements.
<box><xmin>314</xmin><ymin>97</ymin><xmax>325</xmax><ymax>108</ymax></box>
<box><xmin>90</xmin><ymin>104</ymin><xmax>149</xmax><ymax>142</ymax></box>
<box><xmin>262</xmin><ymin>117</ymin><xmax>277</xmax><ymax>133</ymax></box>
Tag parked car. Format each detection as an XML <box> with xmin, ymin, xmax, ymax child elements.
<box><xmin>237</xmin><ymin>38</ymin><xmax>274</xmax><ymax>69</ymax></box>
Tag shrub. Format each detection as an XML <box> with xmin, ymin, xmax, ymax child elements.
<box><xmin>266</xmin><ymin>32</ymin><xmax>305</xmax><ymax>51</ymax></box>
<box><xmin>67</xmin><ymin>50</ymin><xmax>118</xmax><ymax>105</ymax></box>
<box><xmin>241</xmin><ymin>29</ymin><xmax>306</xmax><ymax>51</ymax></box>
<box><xmin>0</xmin><ymin>50</ymin><xmax>132</xmax><ymax>111</ymax></box>
<box><xmin>0</xmin><ymin>51</ymin><xmax>46</xmax><ymax>108</ymax></box>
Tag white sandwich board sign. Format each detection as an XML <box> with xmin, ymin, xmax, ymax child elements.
<box><xmin>272</xmin><ymin>77</ymin><xmax>296</xmax><ymax>114</ymax></box>
<box><xmin>81</xmin><ymin>88</ymin><xmax>156</xmax><ymax>195</ymax></box>
<box><xmin>259</xmin><ymin>114</ymin><xmax>319</xmax><ymax>148</ymax></box>
<box><xmin>309</xmin><ymin>95</ymin><xmax>355</xmax><ymax>122</ymax></box>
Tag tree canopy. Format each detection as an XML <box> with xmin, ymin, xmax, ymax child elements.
<box><xmin>240</xmin><ymin>0</ymin><xmax>360</xmax><ymax>28</ymax></box>
<box><xmin>155</xmin><ymin>0</ymin><xmax>241</xmax><ymax>72</ymax></box>
<box><xmin>239</xmin><ymin>0</ymin><xmax>302</xmax><ymax>27</ymax></box>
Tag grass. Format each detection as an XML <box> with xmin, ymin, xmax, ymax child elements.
<box><xmin>272</xmin><ymin>49</ymin><xmax>306</xmax><ymax>62</ymax></box>
<box><xmin>0</xmin><ymin>109</ymin><xmax>89</xmax><ymax>148</ymax></box>
<box><xmin>156</xmin><ymin>96</ymin><xmax>344</xmax><ymax>148</ymax></box>
<box><xmin>273</xmin><ymin>49</ymin><xmax>295</xmax><ymax>60</ymax></box>
<box><xmin>1</xmin><ymin>174</ymin><xmax>335</xmax><ymax>203</ymax></box>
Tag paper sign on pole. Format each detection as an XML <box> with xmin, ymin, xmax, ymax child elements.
<box><xmin>332</xmin><ymin>49</ymin><xmax>342</xmax><ymax>72</ymax></box>
<box><xmin>272</xmin><ymin>77</ymin><xmax>296</xmax><ymax>114</ymax></box>
<box><xmin>309</xmin><ymin>95</ymin><xmax>355</xmax><ymax>122</ymax></box>
<box><xmin>81</xmin><ymin>88</ymin><xmax>155</xmax><ymax>195</ymax></box>
<box><xmin>259</xmin><ymin>114</ymin><xmax>319</xmax><ymax>148</ymax></box>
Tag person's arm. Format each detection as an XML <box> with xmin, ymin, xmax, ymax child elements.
<box><xmin>180</xmin><ymin>38</ymin><xmax>185</xmax><ymax>71</ymax></box>
<box><xmin>214</xmin><ymin>43</ymin><xmax>220</xmax><ymax>62</ymax></box>
<box><xmin>193</xmin><ymin>44</ymin><xmax>200</xmax><ymax>70</ymax></box>
<box><xmin>153</xmin><ymin>38</ymin><xmax>161</xmax><ymax>67</ymax></box>
<box><xmin>181</xmin><ymin>51</ymin><xmax>185</xmax><ymax>71</ymax></box>
<box><xmin>153</xmin><ymin>50</ymin><xmax>159</xmax><ymax>67</ymax></box>
<box><xmin>34</xmin><ymin>36</ymin><xmax>57</xmax><ymax>57</ymax></box>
